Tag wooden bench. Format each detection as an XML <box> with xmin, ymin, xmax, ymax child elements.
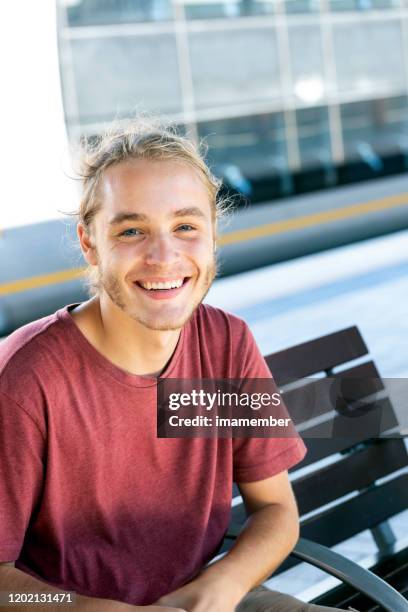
<box><xmin>225</xmin><ymin>326</ymin><xmax>408</xmax><ymax>611</ymax></box>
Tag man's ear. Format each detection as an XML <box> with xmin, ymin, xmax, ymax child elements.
<box><xmin>77</xmin><ymin>223</ymin><xmax>98</xmax><ymax>266</ymax></box>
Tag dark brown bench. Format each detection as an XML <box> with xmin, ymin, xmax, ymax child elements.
<box><xmin>225</xmin><ymin>326</ymin><xmax>408</xmax><ymax>612</ymax></box>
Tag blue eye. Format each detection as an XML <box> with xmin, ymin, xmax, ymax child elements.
<box><xmin>120</xmin><ymin>228</ymin><xmax>142</xmax><ymax>237</ymax></box>
<box><xmin>177</xmin><ymin>224</ymin><xmax>194</xmax><ymax>232</ymax></box>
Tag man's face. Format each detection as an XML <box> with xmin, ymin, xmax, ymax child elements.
<box><xmin>84</xmin><ymin>159</ymin><xmax>216</xmax><ymax>331</ymax></box>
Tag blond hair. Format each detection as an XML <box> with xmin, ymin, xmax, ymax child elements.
<box><xmin>77</xmin><ymin>118</ymin><xmax>227</xmax><ymax>232</ymax></box>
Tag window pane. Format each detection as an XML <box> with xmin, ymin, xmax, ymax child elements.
<box><xmin>296</xmin><ymin>106</ymin><xmax>332</xmax><ymax>169</ymax></box>
<box><xmin>333</xmin><ymin>20</ymin><xmax>405</xmax><ymax>93</ymax></box>
<box><xmin>189</xmin><ymin>27</ymin><xmax>281</xmax><ymax>109</ymax></box>
<box><xmin>183</xmin><ymin>0</ymin><xmax>275</xmax><ymax>20</ymax></box>
<box><xmin>198</xmin><ymin>113</ymin><xmax>288</xmax><ymax>179</ymax></box>
<box><xmin>67</xmin><ymin>34</ymin><xmax>182</xmax><ymax>126</ymax></box>
<box><xmin>341</xmin><ymin>96</ymin><xmax>408</xmax><ymax>160</ymax></box>
<box><xmin>329</xmin><ymin>0</ymin><xmax>401</xmax><ymax>11</ymax></box>
<box><xmin>289</xmin><ymin>24</ymin><xmax>326</xmax><ymax>103</ymax></box>
<box><xmin>284</xmin><ymin>0</ymin><xmax>320</xmax><ymax>14</ymax></box>
<box><xmin>63</xmin><ymin>0</ymin><xmax>174</xmax><ymax>26</ymax></box>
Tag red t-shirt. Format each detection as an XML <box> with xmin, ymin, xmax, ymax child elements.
<box><xmin>0</xmin><ymin>303</ymin><xmax>306</xmax><ymax>605</ymax></box>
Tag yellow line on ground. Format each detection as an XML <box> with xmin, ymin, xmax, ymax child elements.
<box><xmin>218</xmin><ymin>192</ymin><xmax>408</xmax><ymax>246</ymax></box>
<box><xmin>1</xmin><ymin>192</ymin><xmax>407</xmax><ymax>295</ymax></box>
<box><xmin>0</xmin><ymin>268</ymin><xmax>85</xmax><ymax>296</ymax></box>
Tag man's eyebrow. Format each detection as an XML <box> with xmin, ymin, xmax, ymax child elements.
<box><xmin>173</xmin><ymin>207</ymin><xmax>206</xmax><ymax>219</ymax></box>
<box><xmin>108</xmin><ymin>207</ymin><xmax>206</xmax><ymax>225</ymax></box>
<box><xmin>109</xmin><ymin>212</ymin><xmax>149</xmax><ymax>225</ymax></box>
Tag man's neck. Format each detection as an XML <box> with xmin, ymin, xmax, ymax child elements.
<box><xmin>70</xmin><ymin>296</ymin><xmax>181</xmax><ymax>377</ymax></box>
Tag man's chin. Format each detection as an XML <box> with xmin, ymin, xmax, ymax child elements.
<box><xmin>130</xmin><ymin>309</ymin><xmax>194</xmax><ymax>332</ymax></box>
<box><xmin>100</xmin><ymin>267</ymin><xmax>215</xmax><ymax>330</ymax></box>
<box><xmin>140</xmin><ymin>322</ymin><xmax>184</xmax><ymax>332</ymax></box>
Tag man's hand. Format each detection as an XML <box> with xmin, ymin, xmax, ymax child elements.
<box><xmin>154</xmin><ymin>571</ymin><xmax>245</xmax><ymax>612</ymax></box>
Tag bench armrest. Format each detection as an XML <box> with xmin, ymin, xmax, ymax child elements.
<box><xmin>291</xmin><ymin>537</ymin><xmax>408</xmax><ymax>612</ymax></box>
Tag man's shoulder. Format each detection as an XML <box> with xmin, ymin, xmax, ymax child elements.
<box><xmin>0</xmin><ymin>307</ymin><xmax>68</xmax><ymax>386</ymax></box>
<box><xmin>193</xmin><ymin>303</ymin><xmax>256</xmax><ymax>360</ymax></box>
<box><xmin>194</xmin><ymin>304</ymin><xmax>268</xmax><ymax>379</ymax></box>
<box><xmin>196</xmin><ymin>303</ymin><xmax>250</xmax><ymax>337</ymax></box>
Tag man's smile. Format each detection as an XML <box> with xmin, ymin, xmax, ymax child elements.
<box><xmin>133</xmin><ymin>276</ymin><xmax>192</xmax><ymax>300</ymax></box>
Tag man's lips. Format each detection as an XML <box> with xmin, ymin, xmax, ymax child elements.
<box><xmin>132</xmin><ymin>277</ymin><xmax>191</xmax><ymax>300</ymax></box>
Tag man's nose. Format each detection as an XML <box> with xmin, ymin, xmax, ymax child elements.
<box><xmin>144</xmin><ymin>234</ymin><xmax>180</xmax><ymax>266</ymax></box>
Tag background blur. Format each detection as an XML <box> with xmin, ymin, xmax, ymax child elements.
<box><xmin>1</xmin><ymin>0</ymin><xmax>407</xmax><ymax>350</ymax></box>
<box><xmin>0</xmin><ymin>0</ymin><xmax>407</xmax><ymax>350</ymax></box>
<box><xmin>59</xmin><ymin>0</ymin><xmax>408</xmax><ymax>201</ymax></box>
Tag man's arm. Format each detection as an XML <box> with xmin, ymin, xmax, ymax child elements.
<box><xmin>219</xmin><ymin>469</ymin><xmax>300</xmax><ymax>586</ymax></box>
<box><xmin>0</xmin><ymin>563</ymin><xmax>185</xmax><ymax>612</ymax></box>
<box><xmin>155</xmin><ymin>470</ymin><xmax>299</xmax><ymax>612</ymax></box>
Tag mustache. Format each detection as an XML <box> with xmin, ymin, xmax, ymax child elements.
<box><xmin>127</xmin><ymin>256</ymin><xmax>217</xmax><ymax>282</ymax></box>
<box><xmin>129</xmin><ymin>271</ymin><xmax>194</xmax><ymax>280</ymax></box>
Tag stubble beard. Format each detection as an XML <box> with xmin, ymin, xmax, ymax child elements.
<box><xmin>96</xmin><ymin>256</ymin><xmax>217</xmax><ymax>331</ymax></box>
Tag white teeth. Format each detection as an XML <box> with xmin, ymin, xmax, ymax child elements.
<box><xmin>139</xmin><ymin>279</ymin><xmax>184</xmax><ymax>290</ymax></box>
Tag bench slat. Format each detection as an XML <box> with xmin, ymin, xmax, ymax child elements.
<box><xmin>291</xmin><ymin>397</ymin><xmax>399</xmax><ymax>468</ymax></box>
<box><xmin>293</xmin><ymin>438</ymin><xmax>408</xmax><ymax>515</ymax></box>
<box><xmin>265</xmin><ymin>326</ymin><xmax>368</xmax><ymax>385</ymax></box>
<box><xmin>301</xmin><ymin>472</ymin><xmax>408</xmax><ymax>548</ymax></box>
<box><xmin>282</xmin><ymin>361</ymin><xmax>383</xmax><ymax>425</ymax></box>
<box><xmin>230</xmin><ymin>441</ymin><xmax>408</xmax><ymax>531</ymax></box>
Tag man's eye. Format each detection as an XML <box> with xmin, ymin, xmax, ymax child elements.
<box><xmin>119</xmin><ymin>228</ymin><xmax>142</xmax><ymax>237</ymax></box>
<box><xmin>176</xmin><ymin>224</ymin><xmax>195</xmax><ymax>232</ymax></box>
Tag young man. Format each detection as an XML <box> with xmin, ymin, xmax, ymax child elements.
<box><xmin>0</xmin><ymin>123</ymin><xmax>347</xmax><ymax>611</ymax></box>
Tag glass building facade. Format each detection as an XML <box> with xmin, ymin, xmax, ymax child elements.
<box><xmin>57</xmin><ymin>0</ymin><xmax>408</xmax><ymax>202</ymax></box>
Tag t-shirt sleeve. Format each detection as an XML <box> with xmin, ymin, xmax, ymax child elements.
<box><xmin>0</xmin><ymin>391</ymin><xmax>45</xmax><ymax>562</ymax></box>
<box><xmin>232</xmin><ymin>320</ymin><xmax>307</xmax><ymax>483</ymax></box>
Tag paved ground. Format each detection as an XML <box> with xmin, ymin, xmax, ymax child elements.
<box><xmin>207</xmin><ymin>228</ymin><xmax>408</xmax><ymax>377</ymax></box>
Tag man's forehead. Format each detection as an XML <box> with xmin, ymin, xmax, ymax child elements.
<box><xmin>102</xmin><ymin>158</ymin><xmax>207</xmax><ymax>193</ymax></box>
<box><xmin>99</xmin><ymin>159</ymin><xmax>213</xmax><ymax>218</ymax></box>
